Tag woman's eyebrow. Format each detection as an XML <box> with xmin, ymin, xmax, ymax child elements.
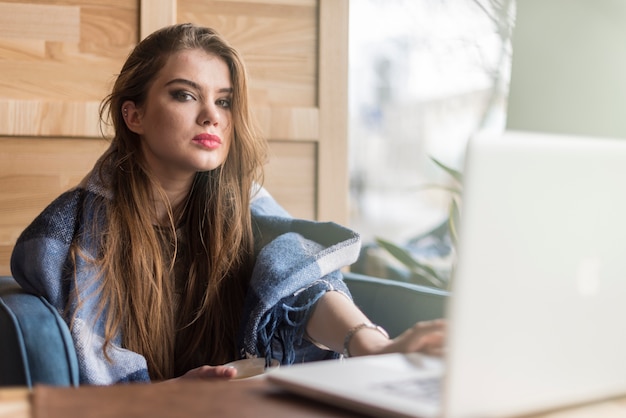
<box><xmin>165</xmin><ymin>78</ymin><xmax>232</xmax><ymax>94</ymax></box>
<box><xmin>165</xmin><ymin>78</ymin><xmax>201</xmax><ymax>90</ymax></box>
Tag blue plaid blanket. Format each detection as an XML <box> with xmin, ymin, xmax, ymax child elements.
<box><xmin>11</xmin><ymin>167</ymin><xmax>360</xmax><ymax>385</ymax></box>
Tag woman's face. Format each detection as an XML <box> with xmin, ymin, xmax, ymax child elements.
<box><xmin>125</xmin><ymin>49</ymin><xmax>233</xmax><ymax>184</ymax></box>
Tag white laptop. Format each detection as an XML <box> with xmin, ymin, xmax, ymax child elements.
<box><xmin>267</xmin><ymin>130</ymin><xmax>626</xmax><ymax>417</ymax></box>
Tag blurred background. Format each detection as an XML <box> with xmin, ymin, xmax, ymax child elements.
<box><xmin>347</xmin><ymin>0</ymin><xmax>515</xmax><ymax>282</ymax></box>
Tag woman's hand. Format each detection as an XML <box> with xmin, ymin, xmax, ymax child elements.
<box><xmin>349</xmin><ymin>319</ymin><xmax>446</xmax><ymax>357</ymax></box>
<box><xmin>176</xmin><ymin>365</ymin><xmax>238</xmax><ymax>380</ymax></box>
<box><xmin>383</xmin><ymin>319</ymin><xmax>446</xmax><ymax>356</ymax></box>
<box><xmin>307</xmin><ymin>291</ymin><xmax>447</xmax><ymax>358</ymax></box>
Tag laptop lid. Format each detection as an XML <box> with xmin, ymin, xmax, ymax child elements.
<box><xmin>268</xmin><ymin>130</ymin><xmax>626</xmax><ymax>418</ymax></box>
<box><xmin>444</xmin><ymin>129</ymin><xmax>626</xmax><ymax>417</ymax></box>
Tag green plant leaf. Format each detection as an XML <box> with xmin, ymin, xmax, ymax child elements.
<box><xmin>408</xmin><ymin>262</ymin><xmax>446</xmax><ymax>289</ymax></box>
<box><xmin>430</xmin><ymin>156</ymin><xmax>463</xmax><ymax>184</ymax></box>
<box><xmin>448</xmin><ymin>197</ymin><xmax>461</xmax><ymax>246</ymax></box>
<box><xmin>375</xmin><ymin>237</ymin><xmax>445</xmax><ymax>289</ymax></box>
<box><xmin>375</xmin><ymin>238</ymin><xmax>421</xmax><ymax>270</ymax></box>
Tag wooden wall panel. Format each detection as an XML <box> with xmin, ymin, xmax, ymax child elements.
<box><xmin>0</xmin><ymin>0</ymin><xmax>349</xmax><ymax>275</ymax></box>
<box><xmin>253</xmin><ymin>107</ymin><xmax>318</xmax><ymax>141</ymax></box>
<box><xmin>140</xmin><ymin>0</ymin><xmax>176</xmax><ymax>39</ymax></box>
<box><xmin>0</xmin><ymin>2</ymin><xmax>80</xmax><ymax>42</ymax></box>
<box><xmin>0</xmin><ymin>100</ymin><xmax>103</xmax><ymax>137</ymax></box>
<box><xmin>0</xmin><ymin>137</ymin><xmax>110</xmax><ymax>274</ymax></box>
<box><xmin>0</xmin><ymin>0</ymin><xmax>137</xmax><ymax>136</ymax></box>
<box><xmin>264</xmin><ymin>141</ymin><xmax>317</xmax><ymax>220</ymax></box>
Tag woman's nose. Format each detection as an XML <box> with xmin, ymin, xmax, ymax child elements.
<box><xmin>198</xmin><ymin>104</ymin><xmax>220</xmax><ymax>126</ymax></box>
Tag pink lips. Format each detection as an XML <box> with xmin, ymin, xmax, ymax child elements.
<box><xmin>192</xmin><ymin>133</ymin><xmax>222</xmax><ymax>150</ymax></box>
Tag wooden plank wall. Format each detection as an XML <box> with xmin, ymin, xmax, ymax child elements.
<box><xmin>0</xmin><ymin>0</ymin><xmax>349</xmax><ymax>276</ymax></box>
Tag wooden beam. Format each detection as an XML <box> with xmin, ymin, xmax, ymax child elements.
<box><xmin>317</xmin><ymin>0</ymin><xmax>349</xmax><ymax>224</ymax></box>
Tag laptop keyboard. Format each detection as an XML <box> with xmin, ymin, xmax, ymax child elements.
<box><xmin>374</xmin><ymin>376</ymin><xmax>441</xmax><ymax>404</ymax></box>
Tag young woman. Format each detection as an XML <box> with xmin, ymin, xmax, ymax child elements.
<box><xmin>10</xmin><ymin>23</ymin><xmax>444</xmax><ymax>385</ymax></box>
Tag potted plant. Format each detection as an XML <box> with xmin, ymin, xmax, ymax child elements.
<box><xmin>369</xmin><ymin>157</ymin><xmax>462</xmax><ymax>291</ymax></box>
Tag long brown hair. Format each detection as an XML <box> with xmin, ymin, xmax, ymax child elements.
<box><xmin>77</xmin><ymin>23</ymin><xmax>267</xmax><ymax>380</ymax></box>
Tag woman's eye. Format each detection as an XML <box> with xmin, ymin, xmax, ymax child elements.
<box><xmin>171</xmin><ymin>90</ymin><xmax>194</xmax><ymax>101</ymax></box>
<box><xmin>217</xmin><ymin>99</ymin><xmax>231</xmax><ymax>108</ymax></box>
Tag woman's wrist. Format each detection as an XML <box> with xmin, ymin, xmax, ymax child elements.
<box><xmin>343</xmin><ymin>323</ymin><xmax>390</xmax><ymax>357</ymax></box>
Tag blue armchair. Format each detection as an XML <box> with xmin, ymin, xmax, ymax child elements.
<box><xmin>0</xmin><ymin>275</ymin><xmax>79</xmax><ymax>387</ymax></box>
<box><xmin>0</xmin><ymin>272</ymin><xmax>447</xmax><ymax>387</ymax></box>
<box><xmin>341</xmin><ymin>272</ymin><xmax>448</xmax><ymax>338</ymax></box>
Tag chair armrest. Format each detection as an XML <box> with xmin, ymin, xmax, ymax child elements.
<box><xmin>342</xmin><ymin>271</ymin><xmax>448</xmax><ymax>338</ymax></box>
<box><xmin>0</xmin><ymin>276</ymin><xmax>79</xmax><ymax>387</ymax></box>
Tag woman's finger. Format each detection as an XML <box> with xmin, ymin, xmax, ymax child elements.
<box><xmin>181</xmin><ymin>365</ymin><xmax>237</xmax><ymax>380</ymax></box>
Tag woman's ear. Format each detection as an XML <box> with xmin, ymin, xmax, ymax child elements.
<box><xmin>121</xmin><ymin>100</ymin><xmax>144</xmax><ymax>135</ymax></box>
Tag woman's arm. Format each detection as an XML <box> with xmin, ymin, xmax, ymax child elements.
<box><xmin>306</xmin><ymin>291</ymin><xmax>446</xmax><ymax>357</ymax></box>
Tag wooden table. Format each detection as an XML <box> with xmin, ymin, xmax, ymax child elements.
<box><xmin>0</xmin><ymin>388</ymin><xmax>29</xmax><ymax>418</ymax></box>
<box><xmin>1</xmin><ymin>379</ymin><xmax>364</xmax><ymax>418</ymax></box>
<box><xmin>3</xmin><ymin>378</ymin><xmax>626</xmax><ymax>418</ymax></box>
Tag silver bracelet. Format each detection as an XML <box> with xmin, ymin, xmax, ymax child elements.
<box><xmin>343</xmin><ymin>323</ymin><xmax>389</xmax><ymax>358</ymax></box>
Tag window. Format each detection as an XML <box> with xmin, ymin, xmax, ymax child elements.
<box><xmin>348</xmin><ymin>0</ymin><xmax>516</xmax><ymax>281</ymax></box>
